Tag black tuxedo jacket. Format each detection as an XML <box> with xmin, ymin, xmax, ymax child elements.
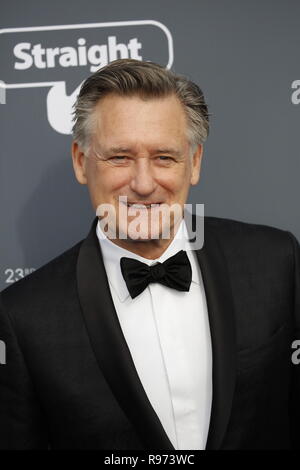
<box><xmin>0</xmin><ymin>216</ymin><xmax>300</xmax><ymax>450</ymax></box>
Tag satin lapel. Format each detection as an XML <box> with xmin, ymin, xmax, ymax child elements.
<box><xmin>191</xmin><ymin>216</ymin><xmax>237</xmax><ymax>449</ymax></box>
<box><xmin>76</xmin><ymin>217</ymin><xmax>174</xmax><ymax>450</ymax></box>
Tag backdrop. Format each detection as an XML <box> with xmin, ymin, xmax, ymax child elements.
<box><xmin>1</xmin><ymin>0</ymin><xmax>299</xmax><ymax>291</ymax></box>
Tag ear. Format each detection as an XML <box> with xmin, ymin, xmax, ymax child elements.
<box><xmin>190</xmin><ymin>144</ymin><xmax>203</xmax><ymax>186</ymax></box>
<box><xmin>71</xmin><ymin>141</ymin><xmax>88</xmax><ymax>185</ymax></box>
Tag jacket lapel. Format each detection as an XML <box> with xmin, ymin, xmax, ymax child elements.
<box><xmin>77</xmin><ymin>216</ymin><xmax>237</xmax><ymax>450</ymax></box>
<box><xmin>194</xmin><ymin>218</ymin><xmax>237</xmax><ymax>449</ymax></box>
<box><xmin>76</xmin><ymin>217</ymin><xmax>174</xmax><ymax>450</ymax></box>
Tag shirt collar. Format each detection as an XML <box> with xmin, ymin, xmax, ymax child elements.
<box><xmin>96</xmin><ymin>218</ymin><xmax>200</xmax><ymax>302</ymax></box>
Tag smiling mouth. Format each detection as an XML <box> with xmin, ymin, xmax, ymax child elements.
<box><xmin>121</xmin><ymin>201</ymin><xmax>163</xmax><ymax>209</ymax></box>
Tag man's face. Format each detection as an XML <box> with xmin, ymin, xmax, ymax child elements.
<box><xmin>72</xmin><ymin>92</ymin><xmax>202</xmax><ymax>257</ymax></box>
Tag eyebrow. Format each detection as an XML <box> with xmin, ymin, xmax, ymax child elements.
<box><xmin>107</xmin><ymin>147</ymin><xmax>182</xmax><ymax>157</ymax></box>
<box><xmin>107</xmin><ymin>147</ymin><xmax>131</xmax><ymax>154</ymax></box>
<box><xmin>155</xmin><ymin>148</ymin><xmax>182</xmax><ymax>157</ymax></box>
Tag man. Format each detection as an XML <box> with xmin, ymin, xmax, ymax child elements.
<box><xmin>0</xmin><ymin>59</ymin><xmax>299</xmax><ymax>450</ymax></box>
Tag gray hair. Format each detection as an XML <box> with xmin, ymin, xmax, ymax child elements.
<box><xmin>72</xmin><ymin>59</ymin><xmax>209</xmax><ymax>154</ymax></box>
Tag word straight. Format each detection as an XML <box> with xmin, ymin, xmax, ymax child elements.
<box><xmin>13</xmin><ymin>36</ymin><xmax>142</xmax><ymax>73</ymax></box>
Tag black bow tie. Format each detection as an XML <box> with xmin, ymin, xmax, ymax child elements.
<box><xmin>120</xmin><ymin>250</ymin><xmax>192</xmax><ymax>299</ymax></box>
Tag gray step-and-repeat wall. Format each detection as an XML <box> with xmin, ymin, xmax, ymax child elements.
<box><xmin>1</xmin><ymin>0</ymin><xmax>299</xmax><ymax>291</ymax></box>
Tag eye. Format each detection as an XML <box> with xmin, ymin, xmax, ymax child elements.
<box><xmin>158</xmin><ymin>156</ymin><xmax>173</xmax><ymax>161</ymax></box>
<box><xmin>157</xmin><ymin>156</ymin><xmax>175</xmax><ymax>164</ymax></box>
<box><xmin>109</xmin><ymin>156</ymin><xmax>128</xmax><ymax>163</ymax></box>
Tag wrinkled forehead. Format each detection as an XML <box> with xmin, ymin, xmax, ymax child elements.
<box><xmin>90</xmin><ymin>92</ymin><xmax>189</xmax><ymax>151</ymax></box>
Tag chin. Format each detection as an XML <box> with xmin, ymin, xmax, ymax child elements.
<box><xmin>116</xmin><ymin>210</ymin><xmax>178</xmax><ymax>242</ymax></box>
<box><xmin>123</xmin><ymin>228</ymin><xmax>161</xmax><ymax>241</ymax></box>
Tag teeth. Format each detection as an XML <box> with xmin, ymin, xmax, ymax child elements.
<box><xmin>126</xmin><ymin>203</ymin><xmax>160</xmax><ymax>208</ymax></box>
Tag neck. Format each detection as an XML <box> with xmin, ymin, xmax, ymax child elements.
<box><xmin>109</xmin><ymin>237</ymin><xmax>174</xmax><ymax>260</ymax></box>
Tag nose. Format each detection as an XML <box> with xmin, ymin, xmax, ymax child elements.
<box><xmin>129</xmin><ymin>157</ymin><xmax>157</xmax><ymax>196</ymax></box>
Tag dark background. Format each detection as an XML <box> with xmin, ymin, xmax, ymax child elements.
<box><xmin>1</xmin><ymin>0</ymin><xmax>299</xmax><ymax>290</ymax></box>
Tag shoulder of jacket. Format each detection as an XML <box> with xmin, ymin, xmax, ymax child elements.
<box><xmin>204</xmin><ymin>215</ymin><xmax>292</xmax><ymax>239</ymax></box>
<box><xmin>0</xmin><ymin>239</ymin><xmax>84</xmax><ymax>314</ymax></box>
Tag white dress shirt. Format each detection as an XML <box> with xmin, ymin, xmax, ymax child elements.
<box><xmin>96</xmin><ymin>219</ymin><xmax>212</xmax><ymax>450</ymax></box>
